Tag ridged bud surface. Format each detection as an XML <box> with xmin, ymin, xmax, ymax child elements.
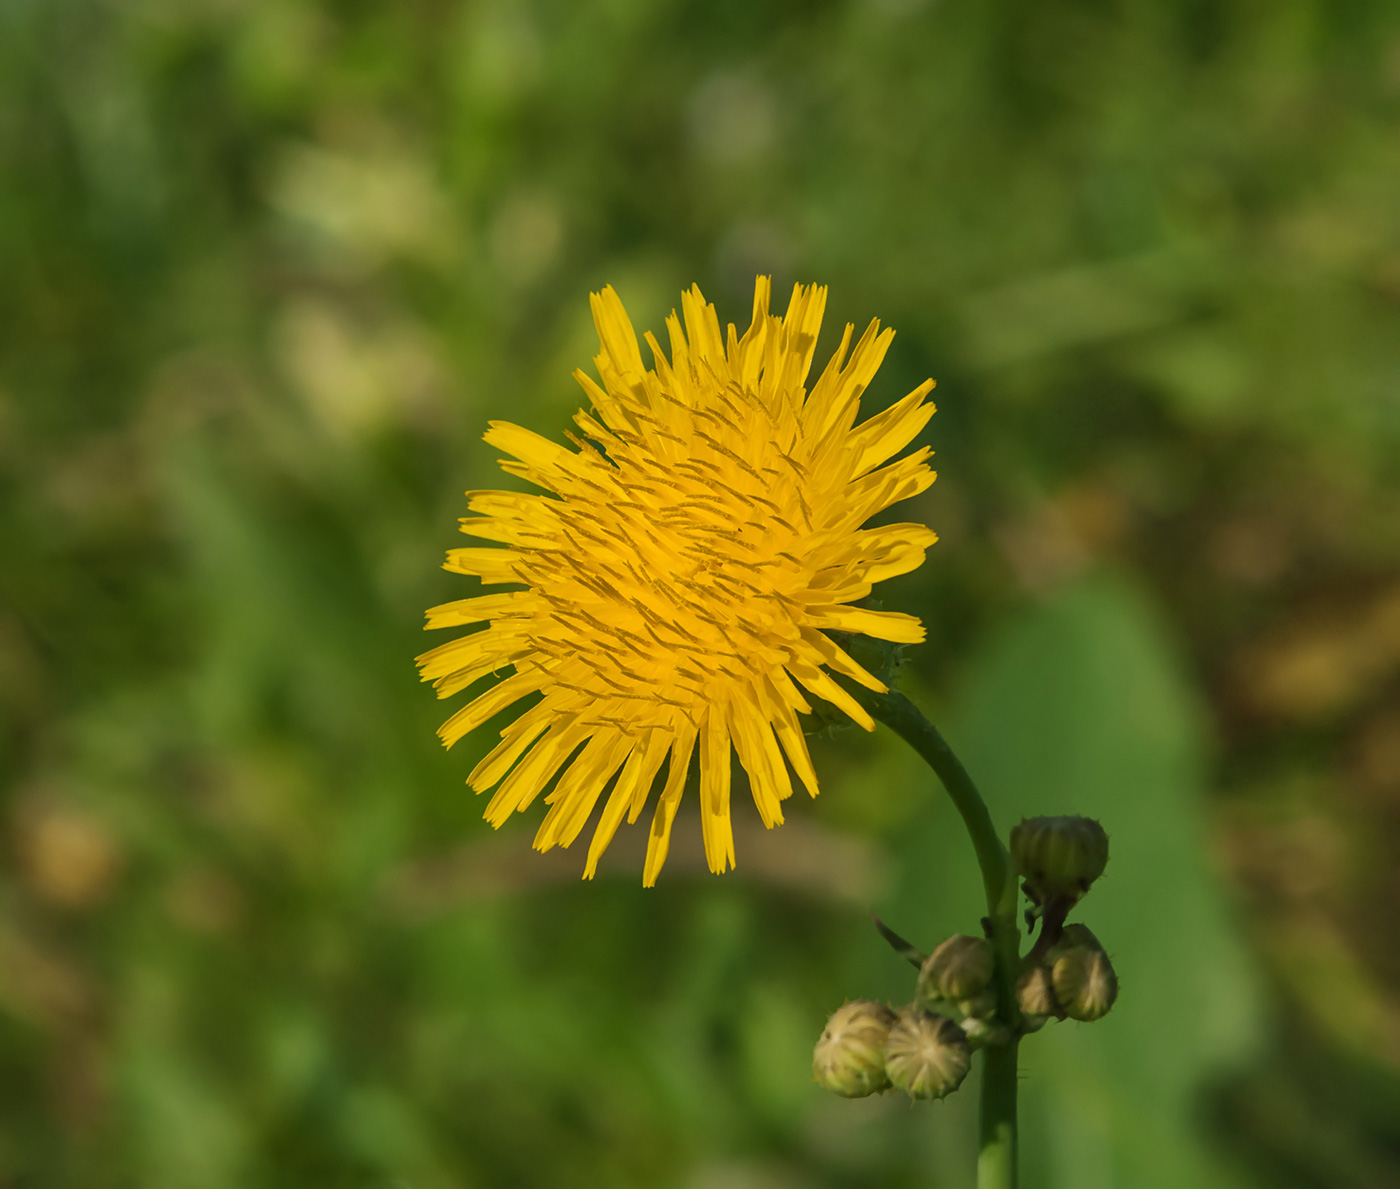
<box><xmin>813</xmin><ymin>1000</ymin><xmax>896</xmax><ymax>1097</ymax></box>
<box><xmin>883</xmin><ymin>1009</ymin><xmax>970</xmax><ymax>1101</ymax></box>
<box><xmin>957</xmin><ymin>991</ymin><xmax>997</xmax><ymax>1021</ymax></box>
<box><xmin>1051</xmin><ymin>946</ymin><xmax>1118</xmax><ymax>1022</ymax></box>
<box><xmin>918</xmin><ymin>934</ymin><xmax>995</xmax><ymax>1003</ymax></box>
<box><xmin>1015</xmin><ymin>964</ymin><xmax>1058</xmax><ymax>1019</ymax></box>
<box><xmin>1011</xmin><ymin>816</ymin><xmax>1109</xmax><ymax>903</ymax></box>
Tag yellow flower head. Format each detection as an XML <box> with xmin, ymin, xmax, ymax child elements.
<box><xmin>419</xmin><ymin>277</ymin><xmax>937</xmax><ymax>885</ymax></box>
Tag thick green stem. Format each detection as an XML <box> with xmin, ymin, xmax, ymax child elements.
<box><xmin>846</xmin><ymin>682</ymin><xmax>1021</xmax><ymax>1189</ymax></box>
<box><xmin>979</xmin><ymin>1041</ymin><xmax>1019</xmax><ymax>1189</ymax></box>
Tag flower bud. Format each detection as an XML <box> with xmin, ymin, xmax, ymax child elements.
<box><xmin>1015</xmin><ymin>964</ymin><xmax>1058</xmax><ymax>1019</ymax></box>
<box><xmin>883</xmin><ymin>1009</ymin><xmax>970</xmax><ymax>1101</ymax></box>
<box><xmin>1051</xmin><ymin>946</ymin><xmax>1118</xmax><ymax>1022</ymax></box>
<box><xmin>918</xmin><ymin>934</ymin><xmax>995</xmax><ymax>1003</ymax></box>
<box><xmin>1055</xmin><ymin>922</ymin><xmax>1104</xmax><ymax>954</ymax></box>
<box><xmin>812</xmin><ymin>1000</ymin><xmax>896</xmax><ymax>1097</ymax></box>
<box><xmin>1010</xmin><ymin>816</ymin><xmax>1109</xmax><ymax>904</ymax></box>
<box><xmin>957</xmin><ymin>991</ymin><xmax>998</xmax><ymax>1021</ymax></box>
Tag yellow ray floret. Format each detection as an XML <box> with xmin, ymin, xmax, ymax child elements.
<box><xmin>419</xmin><ymin>276</ymin><xmax>937</xmax><ymax>885</ymax></box>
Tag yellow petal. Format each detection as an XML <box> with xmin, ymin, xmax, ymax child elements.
<box><xmin>484</xmin><ymin>421</ymin><xmax>574</xmax><ymax>476</ymax></box>
<box><xmin>787</xmin><ymin>657</ymin><xmax>877</xmax><ymax>732</ymax></box>
<box><xmin>643</xmin><ymin>725</ymin><xmax>697</xmax><ymax>887</ymax></box>
<box><xmin>438</xmin><ymin>672</ymin><xmax>537</xmax><ymax>748</ymax></box>
<box><xmin>806</xmin><ymin>605</ymin><xmax>926</xmax><ymax>644</ymax></box>
<box><xmin>852</xmin><ymin>523</ymin><xmax>940</xmax><ymax>584</ymax></box>
<box><xmin>482</xmin><ymin>721</ymin><xmax>587</xmax><ymax>824</ymax></box>
<box><xmin>800</xmin><ymin>627</ymin><xmax>887</xmax><ymax>693</ymax></box>
<box><xmin>584</xmin><ymin>730</ymin><xmax>667</xmax><ymax>878</ymax></box>
<box><xmin>535</xmin><ymin>731</ymin><xmax>631</xmax><ymax>852</ymax></box>
<box><xmin>590</xmin><ymin>286</ymin><xmax>646</xmax><ymax>379</ymax></box>
<box><xmin>729</xmin><ymin>699</ymin><xmax>789</xmax><ymax>828</ymax></box>
<box><xmin>699</xmin><ymin>706</ymin><xmax>735</xmax><ymax>874</ymax></box>
<box><xmin>847</xmin><ymin>382</ymin><xmax>936</xmax><ymax>478</ymax></box>
<box><xmin>424</xmin><ymin>593</ymin><xmax>531</xmax><ymax>630</ymax></box>
<box><xmin>468</xmin><ymin>708</ymin><xmax>552</xmax><ymax>791</ymax></box>
<box><xmin>443</xmin><ymin>547</ymin><xmax>521</xmax><ymax>583</ymax></box>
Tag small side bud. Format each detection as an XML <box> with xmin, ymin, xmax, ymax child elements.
<box><xmin>1015</xmin><ymin>965</ymin><xmax>1058</xmax><ymax>1017</ymax></box>
<box><xmin>1010</xmin><ymin>816</ymin><xmax>1109</xmax><ymax>904</ymax></box>
<box><xmin>957</xmin><ymin>991</ymin><xmax>998</xmax><ymax>1021</ymax></box>
<box><xmin>813</xmin><ymin>1000</ymin><xmax>896</xmax><ymax>1098</ymax></box>
<box><xmin>1055</xmin><ymin>922</ymin><xmax>1104</xmax><ymax>954</ymax></box>
<box><xmin>1014</xmin><ymin>964</ymin><xmax>1058</xmax><ymax>1032</ymax></box>
<box><xmin>918</xmin><ymin>934</ymin><xmax>995</xmax><ymax>1003</ymax></box>
<box><xmin>1051</xmin><ymin>946</ymin><xmax>1118</xmax><ymax>1022</ymax></box>
<box><xmin>883</xmin><ymin>1009</ymin><xmax>971</xmax><ymax>1101</ymax></box>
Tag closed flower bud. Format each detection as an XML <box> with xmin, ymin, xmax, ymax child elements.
<box><xmin>813</xmin><ymin>1000</ymin><xmax>896</xmax><ymax>1098</ymax></box>
<box><xmin>1056</xmin><ymin>923</ymin><xmax>1104</xmax><ymax>953</ymax></box>
<box><xmin>1051</xmin><ymin>946</ymin><xmax>1118</xmax><ymax>1022</ymax></box>
<box><xmin>883</xmin><ymin>1009</ymin><xmax>971</xmax><ymax>1101</ymax></box>
<box><xmin>1015</xmin><ymin>964</ymin><xmax>1058</xmax><ymax>1021</ymax></box>
<box><xmin>919</xmin><ymin>934</ymin><xmax>995</xmax><ymax>1003</ymax></box>
<box><xmin>957</xmin><ymin>992</ymin><xmax>997</xmax><ymax>1021</ymax></box>
<box><xmin>1010</xmin><ymin>816</ymin><xmax>1109</xmax><ymax>904</ymax></box>
<box><xmin>957</xmin><ymin>991</ymin><xmax>1002</xmax><ymax>1019</ymax></box>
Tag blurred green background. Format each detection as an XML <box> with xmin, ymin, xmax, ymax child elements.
<box><xmin>3</xmin><ymin>0</ymin><xmax>1400</xmax><ymax>1185</ymax></box>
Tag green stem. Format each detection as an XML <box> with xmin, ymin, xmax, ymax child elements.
<box><xmin>979</xmin><ymin>1041</ymin><xmax>1019</xmax><ymax>1189</ymax></box>
<box><xmin>850</xmin><ymin>687</ymin><xmax>1011</xmax><ymax>915</ymax></box>
<box><xmin>846</xmin><ymin>682</ymin><xmax>1021</xmax><ymax>1189</ymax></box>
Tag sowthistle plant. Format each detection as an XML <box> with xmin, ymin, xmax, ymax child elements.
<box><xmin>419</xmin><ymin>277</ymin><xmax>1117</xmax><ymax>1188</ymax></box>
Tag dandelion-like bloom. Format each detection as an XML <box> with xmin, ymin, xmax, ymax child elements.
<box><xmin>419</xmin><ymin>277</ymin><xmax>937</xmax><ymax>884</ymax></box>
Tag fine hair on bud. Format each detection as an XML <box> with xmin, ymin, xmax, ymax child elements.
<box><xmin>883</xmin><ymin>1009</ymin><xmax>971</xmax><ymax>1101</ymax></box>
<box><xmin>918</xmin><ymin>934</ymin><xmax>995</xmax><ymax>1004</ymax></box>
<box><xmin>1010</xmin><ymin>816</ymin><xmax>1109</xmax><ymax>905</ymax></box>
<box><xmin>813</xmin><ymin>1000</ymin><xmax>896</xmax><ymax>1098</ymax></box>
<box><xmin>1051</xmin><ymin>946</ymin><xmax>1118</xmax><ymax>1022</ymax></box>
